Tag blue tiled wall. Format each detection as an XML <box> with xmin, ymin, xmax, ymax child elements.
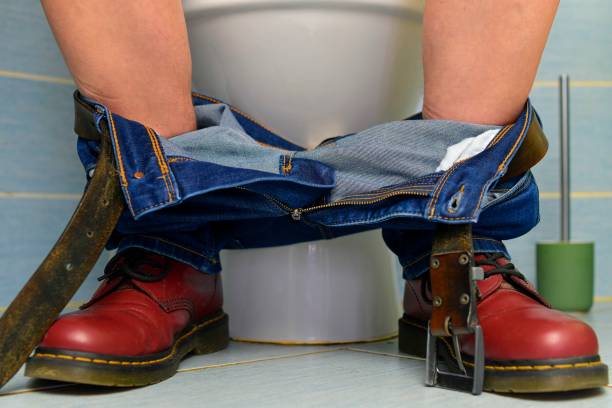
<box><xmin>0</xmin><ymin>0</ymin><xmax>610</xmax><ymax>310</ymax></box>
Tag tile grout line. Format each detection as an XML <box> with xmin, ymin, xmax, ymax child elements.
<box><xmin>3</xmin><ymin>70</ymin><xmax>612</xmax><ymax>89</ymax></box>
<box><xmin>533</xmin><ymin>80</ymin><xmax>612</xmax><ymax>88</ymax></box>
<box><xmin>0</xmin><ymin>383</ymin><xmax>75</xmax><ymax>397</ymax></box>
<box><xmin>0</xmin><ymin>348</ymin><xmax>345</xmax><ymax>397</ymax></box>
<box><xmin>0</xmin><ymin>69</ymin><xmax>73</xmax><ymax>86</ymax></box>
<box><xmin>540</xmin><ymin>192</ymin><xmax>612</xmax><ymax>199</ymax></box>
<box><xmin>177</xmin><ymin>347</ymin><xmax>345</xmax><ymax>374</ymax></box>
<box><xmin>0</xmin><ymin>192</ymin><xmax>81</xmax><ymax>200</ymax></box>
<box><xmin>1</xmin><ymin>346</ymin><xmax>609</xmax><ymax>396</ymax></box>
<box><xmin>344</xmin><ymin>347</ymin><xmax>424</xmax><ymax>362</ymax></box>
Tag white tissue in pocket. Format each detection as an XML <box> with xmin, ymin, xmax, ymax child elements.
<box><xmin>436</xmin><ymin>129</ymin><xmax>500</xmax><ymax>172</ymax></box>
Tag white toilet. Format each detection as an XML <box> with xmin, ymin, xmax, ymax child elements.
<box><xmin>183</xmin><ymin>0</ymin><xmax>425</xmax><ymax>343</ymax></box>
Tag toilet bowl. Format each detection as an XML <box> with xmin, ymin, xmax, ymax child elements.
<box><xmin>184</xmin><ymin>0</ymin><xmax>425</xmax><ymax>343</ymax></box>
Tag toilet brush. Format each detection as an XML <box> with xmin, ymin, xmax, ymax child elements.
<box><xmin>536</xmin><ymin>75</ymin><xmax>594</xmax><ymax>312</ymax></box>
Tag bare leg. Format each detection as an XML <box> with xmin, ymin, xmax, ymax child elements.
<box><xmin>422</xmin><ymin>0</ymin><xmax>559</xmax><ymax>125</ymax></box>
<box><xmin>41</xmin><ymin>0</ymin><xmax>194</xmax><ymax>138</ymax></box>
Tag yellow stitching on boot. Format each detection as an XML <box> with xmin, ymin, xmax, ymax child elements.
<box><xmin>32</xmin><ymin>314</ymin><xmax>226</xmax><ymax>366</ymax></box>
<box><xmin>401</xmin><ymin>319</ymin><xmax>605</xmax><ymax>371</ymax></box>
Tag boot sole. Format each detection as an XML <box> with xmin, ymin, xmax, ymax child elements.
<box><xmin>398</xmin><ymin>315</ymin><xmax>609</xmax><ymax>393</ymax></box>
<box><xmin>24</xmin><ymin>311</ymin><xmax>229</xmax><ymax>387</ymax></box>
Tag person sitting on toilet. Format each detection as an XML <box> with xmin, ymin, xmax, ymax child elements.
<box><xmin>24</xmin><ymin>0</ymin><xmax>608</xmax><ymax>394</ymax></box>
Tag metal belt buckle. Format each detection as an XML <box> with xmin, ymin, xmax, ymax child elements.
<box><xmin>425</xmin><ymin>317</ymin><xmax>484</xmax><ymax>395</ymax></box>
<box><xmin>425</xmin><ymin>224</ymin><xmax>485</xmax><ymax>395</ymax></box>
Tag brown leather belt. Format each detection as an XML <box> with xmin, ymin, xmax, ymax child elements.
<box><xmin>0</xmin><ymin>91</ymin><xmax>124</xmax><ymax>388</ymax></box>
<box><xmin>426</xmin><ymin>114</ymin><xmax>548</xmax><ymax>395</ymax></box>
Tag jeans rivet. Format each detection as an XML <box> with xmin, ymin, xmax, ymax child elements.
<box><xmin>431</xmin><ymin>257</ymin><xmax>440</xmax><ymax>269</ymax></box>
<box><xmin>134</xmin><ymin>171</ymin><xmax>145</xmax><ymax>179</ymax></box>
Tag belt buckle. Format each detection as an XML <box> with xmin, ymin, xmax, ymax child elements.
<box><xmin>425</xmin><ymin>320</ymin><xmax>484</xmax><ymax>395</ymax></box>
<box><xmin>425</xmin><ymin>224</ymin><xmax>485</xmax><ymax>395</ymax></box>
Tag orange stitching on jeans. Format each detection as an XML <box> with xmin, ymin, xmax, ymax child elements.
<box><xmin>467</xmin><ymin>127</ymin><xmax>512</xmax><ymax>218</ymax></box>
<box><xmin>427</xmin><ymin>162</ymin><xmax>457</xmax><ymax>218</ymax></box>
<box><xmin>108</xmin><ymin>112</ymin><xmax>134</xmax><ymax>213</ymax></box>
<box><xmin>146</xmin><ymin>128</ymin><xmax>169</xmax><ymax>175</ymax></box>
<box><xmin>146</xmin><ymin>127</ymin><xmax>174</xmax><ymax>201</ymax></box>
<box><xmin>281</xmin><ymin>154</ymin><xmax>293</xmax><ymax>175</ymax></box>
<box><xmin>427</xmin><ymin>125</ymin><xmax>512</xmax><ymax>218</ymax></box>
<box><xmin>489</xmin><ymin>124</ymin><xmax>512</xmax><ymax>146</ymax></box>
<box><xmin>427</xmin><ymin>111</ymin><xmax>525</xmax><ymax>220</ymax></box>
<box><xmin>108</xmin><ymin>113</ymin><xmax>128</xmax><ymax>188</ymax></box>
<box><xmin>470</xmin><ymin>110</ymin><xmax>529</xmax><ymax>218</ymax></box>
<box><xmin>168</xmin><ymin>157</ymin><xmax>195</xmax><ymax>163</ymax></box>
<box><xmin>498</xmin><ymin>110</ymin><xmax>530</xmax><ymax>178</ymax></box>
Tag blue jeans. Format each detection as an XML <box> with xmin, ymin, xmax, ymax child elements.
<box><xmin>77</xmin><ymin>92</ymin><xmax>541</xmax><ymax>280</ymax></box>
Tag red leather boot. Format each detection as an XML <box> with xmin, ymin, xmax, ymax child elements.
<box><xmin>399</xmin><ymin>253</ymin><xmax>609</xmax><ymax>393</ymax></box>
<box><xmin>25</xmin><ymin>249</ymin><xmax>228</xmax><ymax>387</ymax></box>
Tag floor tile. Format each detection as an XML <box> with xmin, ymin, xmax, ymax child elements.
<box><xmin>1</xmin><ymin>306</ymin><xmax>610</xmax><ymax>407</ymax></box>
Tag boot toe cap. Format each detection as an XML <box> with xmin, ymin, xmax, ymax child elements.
<box><xmin>38</xmin><ymin>309</ymin><xmax>171</xmax><ymax>356</ymax></box>
<box><xmin>478</xmin><ymin>306</ymin><xmax>599</xmax><ymax>361</ymax></box>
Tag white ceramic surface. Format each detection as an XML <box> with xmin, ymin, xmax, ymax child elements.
<box><xmin>184</xmin><ymin>0</ymin><xmax>424</xmax><ymax>342</ymax></box>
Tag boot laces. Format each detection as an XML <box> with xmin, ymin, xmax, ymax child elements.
<box><xmin>97</xmin><ymin>249</ymin><xmax>169</xmax><ymax>283</ymax></box>
<box><xmin>419</xmin><ymin>252</ymin><xmax>525</xmax><ymax>304</ymax></box>
<box><xmin>477</xmin><ymin>253</ymin><xmax>525</xmax><ymax>281</ymax></box>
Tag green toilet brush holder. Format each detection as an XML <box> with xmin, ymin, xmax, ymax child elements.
<box><xmin>535</xmin><ymin>75</ymin><xmax>595</xmax><ymax>312</ymax></box>
<box><xmin>536</xmin><ymin>241</ymin><xmax>594</xmax><ymax>312</ymax></box>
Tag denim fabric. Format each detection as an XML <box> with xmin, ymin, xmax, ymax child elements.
<box><xmin>76</xmin><ymin>92</ymin><xmax>541</xmax><ymax>280</ymax></box>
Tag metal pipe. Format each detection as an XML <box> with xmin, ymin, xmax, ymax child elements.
<box><xmin>559</xmin><ymin>74</ymin><xmax>571</xmax><ymax>241</ymax></box>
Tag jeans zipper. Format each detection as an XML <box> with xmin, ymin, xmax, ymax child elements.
<box><xmin>237</xmin><ymin>186</ymin><xmax>431</xmax><ymax>221</ymax></box>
